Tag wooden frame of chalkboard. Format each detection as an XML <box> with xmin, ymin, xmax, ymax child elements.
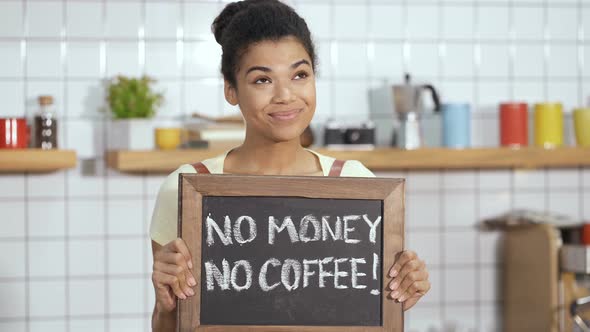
<box><xmin>177</xmin><ymin>174</ymin><xmax>404</xmax><ymax>332</ymax></box>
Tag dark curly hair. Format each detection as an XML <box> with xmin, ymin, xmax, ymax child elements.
<box><xmin>211</xmin><ymin>0</ymin><xmax>317</xmax><ymax>88</ymax></box>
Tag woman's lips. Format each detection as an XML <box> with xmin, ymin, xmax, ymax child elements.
<box><xmin>268</xmin><ymin>109</ymin><xmax>302</xmax><ymax>121</ymax></box>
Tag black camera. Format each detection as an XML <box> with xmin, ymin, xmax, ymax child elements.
<box><xmin>323</xmin><ymin>120</ymin><xmax>375</xmax><ymax>150</ymax></box>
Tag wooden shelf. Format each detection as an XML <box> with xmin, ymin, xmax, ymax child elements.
<box><xmin>106</xmin><ymin>147</ymin><xmax>590</xmax><ymax>173</ymax></box>
<box><xmin>0</xmin><ymin>149</ymin><xmax>77</xmax><ymax>173</ymax></box>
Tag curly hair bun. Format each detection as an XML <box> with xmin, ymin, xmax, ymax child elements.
<box><xmin>212</xmin><ymin>0</ymin><xmax>275</xmax><ymax>45</ymax></box>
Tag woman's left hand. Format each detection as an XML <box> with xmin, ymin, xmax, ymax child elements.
<box><xmin>387</xmin><ymin>250</ymin><xmax>430</xmax><ymax>311</ymax></box>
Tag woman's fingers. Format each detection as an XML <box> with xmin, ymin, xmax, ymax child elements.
<box><xmin>166</xmin><ymin>238</ymin><xmax>193</xmax><ymax>269</ymax></box>
<box><xmin>158</xmin><ymin>251</ymin><xmax>195</xmax><ymax>281</ymax></box>
<box><xmin>395</xmin><ymin>280</ymin><xmax>431</xmax><ymax>302</ymax></box>
<box><xmin>153</xmin><ymin>270</ymin><xmax>186</xmax><ymax>300</ymax></box>
<box><xmin>389</xmin><ymin>270</ymin><xmax>429</xmax><ymax>299</ymax></box>
<box><xmin>387</xmin><ymin>258</ymin><xmax>424</xmax><ymax>291</ymax></box>
<box><xmin>154</xmin><ymin>261</ymin><xmax>195</xmax><ymax>298</ymax></box>
<box><xmin>388</xmin><ymin>251</ymin><xmax>417</xmax><ymax>277</ymax></box>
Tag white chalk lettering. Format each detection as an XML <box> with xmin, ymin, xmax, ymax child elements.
<box><xmin>281</xmin><ymin>259</ymin><xmax>301</xmax><ymax>291</ymax></box>
<box><xmin>321</xmin><ymin>216</ymin><xmax>342</xmax><ymax>241</ymax></box>
<box><xmin>259</xmin><ymin>258</ymin><xmax>281</xmax><ymax>291</ymax></box>
<box><xmin>303</xmin><ymin>259</ymin><xmax>319</xmax><ymax>288</ymax></box>
<box><xmin>233</xmin><ymin>215</ymin><xmax>257</xmax><ymax>245</ymax></box>
<box><xmin>230</xmin><ymin>260</ymin><xmax>252</xmax><ymax>291</ymax></box>
<box><xmin>206</xmin><ymin>214</ymin><xmax>233</xmax><ymax>246</ymax></box>
<box><xmin>343</xmin><ymin>215</ymin><xmax>361</xmax><ymax>244</ymax></box>
<box><xmin>334</xmin><ymin>257</ymin><xmax>349</xmax><ymax>289</ymax></box>
<box><xmin>318</xmin><ymin>257</ymin><xmax>334</xmax><ymax>288</ymax></box>
<box><xmin>204</xmin><ymin>259</ymin><xmax>230</xmax><ymax>291</ymax></box>
<box><xmin>299</xmin><ymin>214</ymin><xmax>320</xmax><ymax>243</ymax></box>
<box><xmin>371</xmin><ymin>253</ymin><xmax>380</xmax><ymax>295</ymax></box>
<box><xmin>362</xmin><ymin>215</ymin><xmax>382</xmax><ymax>243</ymax></box>
<box><xmin>268</xmin><ymin>216</ymin><xmax>300</xmax><ymax>245</ymax></box>
<box><xmin>351</xmin><ymin>258</ymin><xmax>367</xmax><ymax>289</ymax></box>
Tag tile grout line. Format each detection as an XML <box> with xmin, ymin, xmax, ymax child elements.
<box><xmin>542</xmin><ymin>0</ymin><xmax>549</xmax><ymax>100</ymax></box>
<box><xmin>475</xmin><ymin>170</ymin><xmax>482</xmax><ymax>327</ymax></box>
<box><xmin>437</xmin><ymin>0</ymin><xmax>447</xmax><ymax>324</ymax></box>
<box><xmin>508</xmin><ymin>0</ymin><xmax>515</xmax><ymax>101</ymax></box>
<box><xmin>61</xmin><ymin>0</ymin><xmax>71</xmax><ymax>330</ymax></box>
<box><xmin>100</xmin><ymin>1</ymin><xmax>109</xmax><ymax>331</ymax></box>
<box><xmin>22</xmin><ymin>0</ymin><xmax>30</xmax><ymax>331</ymax></box>
<box><xmin>473</xmin><ymin>0</ymin><xmax>482</xmax><ymax>326</ymax></box>
<box><xmin>578</xmin><ymin>0</ymin><xmax>584</xmax><ymax>106</ymax></box>
<box><xmin>139</xmin><ymin>2</ymin><xmax>149</xmax><ymax>330</ymax></box>
<box><xmin>328</xmin><ymin>0</ymin><xmax>335</xmax><ymax>120</ymax></box>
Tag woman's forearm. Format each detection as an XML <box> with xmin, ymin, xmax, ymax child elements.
<box><xmin>152</xmin><ymin>304</ymin><xmax>176</xmax><ymax>332</ymax></box>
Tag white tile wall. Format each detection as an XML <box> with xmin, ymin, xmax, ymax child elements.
<box><xmin>67</xmin><ymin>42</ymin><xmax>102</xmax><ymax>78</ymax></box>
<box><xmin>29</xmin><ymin>280</ymin><xmax>66</xmax><ymax>317</ymax></box>
<box><xmin>27</xmin><ymin>42</ymin><xmax>62</xmax><ymax>78</ymax></box>
<box><xmin>0</xmin><ymin>282</ymin><xmax>26</xmax><ymax>318</ymax></box>
<box><xmin>407</xmin><ymin>192</ymin><xmax>441</xmax><ymax>230</ymax></box>
<box><xmin>335</xmin><ymin>42</ymin><xmax>368</xmax><ymax>78</ymax></box>
<box><xmin>443</xmin><ymin>230</ymin><xmax>477</xmax><ymax>265</ymax></box>
<box><xmin>444</xmin><ymin>305</ymin><xmax>477</xmax><ymax>331</ymax></box>
<box><xmin>0</xmin><ymin>1</ymin><xmax>23</xmax><ymax>38</ymax></box>
<box><xmin>145</xmin><ymin>2</ymin><xmax>179</xmax><ymax>39</ymax></box>
<box><xmin>144</xmin><ymin>41</ymin><xmax>179</xmax><ymax>78</ymax></box>
<box><xmin>0</xmin><ymin>80</ymin><xmax>25</xmax><ymax>116</ymax></box>
<box><xmin>66</xmin><ymin>2</ymin><xmax>103</xmax><ymax>38</ymax></box>
<box><xmin>0</xmin><ymin>242</ymin><xmax>26</xmax><ymax>278</ymax></box>
<box><xmin>65</xmin><ymin>81</ymin><xmax>106</xmax><ymax>118</ymax></box>
<box><xmin>1</xmin><ymin>0</ymin><xmax>588</xmax><ymax>331</ymax></box>
<box><xmin>444</xmin><ymin>268</ymin><xmax>477</xmax><ymax>302</ymax></box>
<box><xmin>184</xmin><ymin>40</ymin><xmax>222</xmax><ymax>77</ymax></box>
<box><xmin>108</xmin><ymin>279</ymin><xmax>145</xmax><ymax>314</ymax></box>
<box><xmin>28</xmin><ymin>201</ymin><xmax>66</xmax><ymax>237</ymax></box>
<box><xmin>105</xmin><ymin>2</ymin><xmax>141</xmax><ymax>39</ymax></box>
<box><xmin>106</xmin><ymin>42</ymin><xmax>141</xmax><ymax>77</ymax></box>
<box><xmin>30</xmin><ymin>321</ymin><xmax>66</xmax><ymax>332</ymax></box>
<box><xmin>68</xmin><ymin>239</ymin><xmax>105</xmax><ymax>276</ymax></box>
<box><xmin>0</xmin><ymin>202</ymin><xmax>26</xmax><ymax>238</ymax></box>
<box><xmin>107</xmin><ymin>238</ymin><xmax>144</xmax><ymax>275</ymax></box>
<box><xmin>69</xmin><ymin>280</ymin><xmax>105</xmax><ymax>316</ymax></box>
<box><xmin>368</xmin><ymin>4</ymin><xmax>403</xmax><ymax>39</ymax></box>
<box><xmin>443</xmin><ymin>5</ymin><xmax>474</xmax><ymax>40</ymax></box>
<box><xmin>68</xmin><ymin>200</ymin><xmax>105</xmax><ymax>236</ymax></box>
<box><xmin>27</xmin><ymin>1</ymin><xmax>63</xmax><ymax>38</ymax></box>
<box><xmin>29</xmin><ymin>241</ymin><xmax>66</xmax><ymax>277</ymax></box>
<box><xmin>69</xmin><ymin>319</ymin><xmax>105</xmax><ymax>332</ymax></box>
<box><xmin>334</xmin><ymin>5</ymin><xmax>367</xmax><ymax>39</ymax></box>
<box><xmin>0</xmin><ymin>41</ymin><xmax>23</xmax><ymax>77</ymax></box>
<box><xmin>184</xmin><ymin>2</ymin><xmax>221</xmax><ymax>40</ymax></box>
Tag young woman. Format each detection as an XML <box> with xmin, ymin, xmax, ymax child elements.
<box><xmin>150</xmin><ymin>0</ymin><xmax>430</xmax><ymax>330</ymax></box>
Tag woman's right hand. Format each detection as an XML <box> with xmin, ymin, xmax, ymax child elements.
<box><xmin>152</xmin><ymin>238</ymin><xmax>197</xmax><ymax>312</ymax></box>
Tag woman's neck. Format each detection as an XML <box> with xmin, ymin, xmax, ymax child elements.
<box><xmin>224</xmin><ymin>133</ymin><xmax>320</xmax><ymax>176</ymax></box>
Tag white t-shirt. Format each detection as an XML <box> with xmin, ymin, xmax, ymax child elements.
<box><xmin>149</xmin><ymin>149</ymin><xmax>375</xmax><ymax>245</ymax></box>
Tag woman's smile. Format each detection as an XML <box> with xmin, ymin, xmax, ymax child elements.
<box><xmin>268</xmin><ymin>108</ymin><xmax>303</xmax><ymax>122</ymax></box>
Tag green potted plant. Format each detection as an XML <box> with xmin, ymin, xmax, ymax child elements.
<box><xmin>105</xmin><ymin>75</ymin><xmax>164</xmax><ymax>150</ymax></box>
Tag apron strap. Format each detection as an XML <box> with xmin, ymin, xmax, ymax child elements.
<box><xmin>191</xmin><ymin>162</ymin><xmax>211</xmax><ymax>174</ymax></box>
<box><xmin>328</xmin><ymin>159</ymin><xmax>346</xmax><ymax>177</ymax></box>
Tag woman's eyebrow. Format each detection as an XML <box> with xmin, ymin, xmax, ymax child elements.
<box><xmin>246</xmin><ymin>66</ymin><xmax>271</xmax><ymax>75</ymax></box>
<box><xmin>245</xmin><ymin>59</ymin><xmax>311</xmax><ymax>75</ymax></box>
<box><xmin>291</xmin><ymin>59</ymin><xmax>310</xmax><ymax>69</ymax></box>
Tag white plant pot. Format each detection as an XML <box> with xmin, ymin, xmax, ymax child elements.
<box><xmin>107</xmin><ymin>119</ymin><xmax>155</xmax><ymax>150</ymax></box>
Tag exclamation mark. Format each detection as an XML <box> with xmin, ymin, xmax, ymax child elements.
<box><xmin>370</xmin><ymin>253</ymin><xmax>380</xmax><ymax>295</ymax></box>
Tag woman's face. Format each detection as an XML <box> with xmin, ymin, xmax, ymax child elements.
<box><xmin>225</xmin><ymin>36</ymin><xmax>316</xmax><ymax>143</ymax></box>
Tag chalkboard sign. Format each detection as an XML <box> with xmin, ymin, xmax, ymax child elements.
<box><xmin>178</xmin><ymin>174</ymin><xmax>404</xmax><ymax>332</ymax></box>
